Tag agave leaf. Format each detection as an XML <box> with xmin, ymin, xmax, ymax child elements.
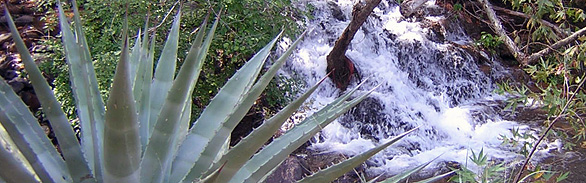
<box><xmin>177</xmin><ymin>97</ymin><xmax>192</xmax><ymax>144</ymax></box>
<box><xmin>202</xmin><ymin>32</ymin><xmax>307</xmax><ymax>178</ymax></box>
<box><xmin>200</xmin><ymin>163</ymin><xmax>226</xmax><ymax>183</ymax></box>
<box><xmin>201</xmin><ymin>32</ymin><xmax>306</xmax><ymax>178</ymax></box>
<box><xmin>55</xmin><ymin>2</ymin><xmax>105</xmax><ymax>178</ymax></box>
<box><xmin>230</xmin><ymin>83</ymin><xmax>375</xmax><ymax>183</ymax></box>
<box><xmin>67</xmin><ymin>2</ymin><xmax>107</xmax><ymax>176</ymax></box>
<box><xmin>149</xmin><ymin>9</ymin><xmax>182</xmax><ymax>132</ymax></box>
<box><xmin>6</xmin><ymin>7</ymin><xmax>95</xmax><ymax>183</ymax></box>
<box><xmin>102</xmin><ymin>20</ymin><xmax>140</xmax><ymax>183</ymax></box>
<box><xmin>173</xmin><ymin>30</ymin><xmax>281</xmax><ymax>182</ymax></box>
<box><xmin>379</xmin><ymin>155</ymin><xmax>439</xmax><ymax>183</ymax></box>
<box><xmin>139</xmin><ymin>36</ymin><xmax>156</xmax><ymax>152</ymax></box>
<box><xmin>217</xmin><ymin>31</ymin><xmax>307</xmax><ymax>139</ymax></box>
<box><xmin>0</xmin><ymin>79</ymin><xmax>71</xmax><ymax>182</ymax></box>
<box><xmin>299</xmin><ymin>127</ymin><xmax>420</xmax><ymax>183</ymax></box>
<box><xmin>141</xmin><ymin>12</ymin><xmax>216</xmax><ymax>183</ymax></box>
<box><xmin>413</xmin><ymin>171</ymin><xmax>455</xmax><ymax>183</ymax></box>
<box><xmin>70</xmin><ymin>0</ymin><xmax>105</xmax><ymax>119</ymax></box>
<box><xmin>0</xmin><ymin>136</ymin><xmax>39</xmax><ymax>183</ymax></box>
<box><xmin>132</xmin><ymin>18</ymin><xmax>151</xmax><ymax>108</ymax></box>
<box><xmin>129</xmin><ymin>29</ymin><xmax>142</xmax><ymax>86</ymax></box>
<box><xmin>366</xmin><ymin>175</ymin><xmax>383</xmax><ymax>183</ymax></box>
<box><xmin>212</xmin><ymin>76</ymin><xmax>327</xmax><ymax>182</ymax></box>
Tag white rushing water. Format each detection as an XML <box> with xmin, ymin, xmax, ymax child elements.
<box><xmin>277</xmin><ymin>0</ymin><xmax>556</xmax><ymax>176</ymax></box>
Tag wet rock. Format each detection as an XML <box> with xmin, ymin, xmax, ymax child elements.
<box><xmin>400</xmin><ymin>0</ymin><xmax>427</xmax><ymax>17</ymax></box>
<box><xmin>230</xmin><ymin>105</ymin><xmax>265</xmax><ymax>146</ymax></box>
<box><xmin>15</xmin><ymin>15</ymin><xmax>34</xmax><ymax>25</ymax></box>
<box><xmin>301</xmin><ymin>150</ymin><xmax>366</xmax><ymax>182</ymax></box>
<box><xmin>328</xmin><ymin>1</ymin><xmax>346</xmax><ymax>21</ymax></box>
<box><xmin>265</xmin><ymin>155</ymin><xmax>309</xmax><ymax>183</ymax></box>
<box><xmin>8</xmin><ymin>77</ymin><xmax>26</xmax><ymax>92</ymax></box>
<box><xmin>3</xmin><ymin>69</ymin><xmax>17</xmax><ymax>80</ymax></box>
<box><xmin>21</xmin><ymin>90</ymin><xmax>40</xmax><ymax>111</ymax></box>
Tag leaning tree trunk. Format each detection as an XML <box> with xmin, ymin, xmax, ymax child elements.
<box><xmin>326</xmin><ymin>0</ymin><xmax>382</xmax><ymax>91</ymax></box>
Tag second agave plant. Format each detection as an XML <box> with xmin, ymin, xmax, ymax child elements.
<box><xmin>0</xmin><ymin>1</ymin><xmax>441</xmax><ymax>183</ymax></box>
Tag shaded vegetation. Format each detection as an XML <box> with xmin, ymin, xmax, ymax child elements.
<box><xmin>36</xmin><ymin>0</ymin><xmax>305</xmax><ymax>120</ymax></box>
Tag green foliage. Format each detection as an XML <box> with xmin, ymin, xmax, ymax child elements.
<box><xmin>499</xmin><ymin>127</ymin><xmax>538</xmax><ymax>157</ymax></box>
<box><xmin>505</xmin><ymin>0</ymin><xmax>585</xmax><ymax>42</ymax></box>
<box><xmin>453</xmin><ymin>3</ymin><xmax>463</xmax><ymax>12</ymax></box>
<box><xmin>475</xmin><ymin>32</ymin><xmax>504</xmax><ymax>52</ymax></box>
<box><xmin>41</xmin><ymin>0</ymin><xmax>305</xmax><ymax>120</ymax></box>
<box><xmin>264</xmin><ymin>75</ymin><xmax>305</xmax><ymax>112</ymax></box>
<box><xmin>450</xmin><ymin>148</ymin><xmax>568</xmax><ymax>182</ymax></box>
<box><xmin>450</xmin><ymin>148</ymin><xmax>506</xmax><ymax>183</ymax></box>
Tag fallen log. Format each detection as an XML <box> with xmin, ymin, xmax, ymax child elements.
<box><xmin>326</xmin><ymin>0</ymin><xmax>382</xmax><ymax>90</ymax></box>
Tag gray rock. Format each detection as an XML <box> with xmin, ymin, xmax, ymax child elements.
<box><xmin>328</xmin><ymin>1</ymin><xmax>346</xmax><ymax>21</ymax></box>
<box><xmin>15</xmin><ymin>15</ymin><xmax>34</xmax><ymax>24</ymax></box>
<box><xmin>265</xmin><ymin>155</ymin><xmax>309</xmax><ymax>183</ymax></box>
<box><xmin>8</xmin><ymin>77</ymin><xmax>25</xmax><ymax>92</ymax></box>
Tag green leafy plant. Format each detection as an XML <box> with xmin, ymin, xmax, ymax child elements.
<box><xmin>450</xmin><ymin>148</ymin><xmax>569</xmax><ymax>183</ymax></box>
<box><xmin>453</xmin><ymin>3</ymin><xmax>463</xmax><ymax>12</ymax></box>
<box><xmin>475</xmin><ymin>32</ymin><xmax>504</xmax><ymax>52</ymax></box>
<box><xmin>42</xmin><ymin>0</ymin><xmax>304</xmax><ymax>121</ymax></box>
<box><xmin>0</xmin><ymin>1</ymin><xmax>441</xmax><ymax>183</ymax></box>
<box><xmin>450</xmin><ymin>148</ymin><xmax>506</xmax><ymax>183</ymax></box>
<box><xmin>499</xmin><ymin>127</ymin><xmax>538</xmax><ymax>157</ymax></box>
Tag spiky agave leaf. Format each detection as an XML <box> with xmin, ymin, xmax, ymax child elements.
<box><xmin>6</xmin><ymin>6</ymin><xmax>95</xmax><ymax>183</ymax></box>
<box><xmin>199</xmin><ymin>30</ymin><xmax>308</xmax><ymax>179</ymax></box>
<box><xmin>56</xmin><ymin>1</ymin><xmax>106</xmax><ymax>179</ymax></box>
<box><xmin>138</xmin><ymin>35</ymin><xmax>156</xmax><ymax>152</ymax></box>
<box><xmin>0</xmin><ymin>134</ymin><xmax>39</xmax><ymax>183</ymax></box>
<box><xmin>102</xmin><ymin>18</ymin><xmax>141</xmax><ymax>183</ymax></box>
<box><xmin>299</xmin><ymin>127</ymin><xmax>420</xmax><ymax>183</ymax></box>
<box><xmin>148</xmin><ymin>9</ymin><xmax>182</xmax><ymax>133</ymax></box>
<box><xmin>0</xmin><ymin>78</ymin><xmax>70</xmax><ymax>182</ymax></box>
<box><xmin>140</xmin><ymin>10</ymin><xmax>216</xmax><ymax>183</ymax></box>
<box><xmin>413</xmin><ymin>171</ymin><xmax>455</xmax><ymax>183</ymax></box>
<box><xmin>230</xmin><ymin>82</ymin><xmax>375</xmax><ymax>183</ymax></box>
<box><xmin>210</xmin><ymin>75</ymin><xmax>328</xmax><ymax>183</ymax></box>
<box><xmin>171</xmin><ymin>30</ymin><xmax>282</xmax><ymax>182</ymax></box>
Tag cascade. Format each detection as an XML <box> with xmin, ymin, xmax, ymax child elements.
<box><xmin>278</xmin><ymin>0</ymin><xmax>556</xmax><ymax>176</ymax></box>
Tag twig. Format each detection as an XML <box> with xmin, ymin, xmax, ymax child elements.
<box><xmin>523</xmin><ymin>26</ymin><xmax>586</xmax><ymax>65</ymax></box>
<box><xmin>147</xmin><ymin>0</ymin><xmax>180</xmax><ymax>34</ymax></box>
<box><xmin>513</xmin><ymin>75</ymin><xmax>586</xmax><ymax>183</ymax></box>
<box><xmin>492</xmin><ymin>6</ymin><xmax>567</xmax><ymax>37</ymax></box>
<box><xmin>520</xmin><ymin>42</ymin><xmax>564</xmax><ymax>55</ymax></box>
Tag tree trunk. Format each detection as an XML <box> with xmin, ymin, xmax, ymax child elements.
<box><xmin>326</xmin><ymin>0</ymin><xmax>382</xmax><ymax>91</ymax></box>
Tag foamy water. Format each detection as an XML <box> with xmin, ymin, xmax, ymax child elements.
<box><xmin>278</xmin><ymin>0</ymin><xmax>555</xmax><ymax>176</ymax></box>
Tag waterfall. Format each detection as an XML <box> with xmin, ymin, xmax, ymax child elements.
<box><xmin>278</xmin><ymin>0</ymin><xmax>555</xmax><ymax>175</ymax></box>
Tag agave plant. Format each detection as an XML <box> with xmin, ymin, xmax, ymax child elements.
<box><xmin>0</xmin><ymin>1</ymin><xmax>450</xmax><ymax>183</ymax></box>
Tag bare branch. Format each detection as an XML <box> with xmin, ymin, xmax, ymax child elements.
<box><xmin>523</xmin><ymin>26</ymin><xmax>586</xmax><ymax>65</ymax></box>
<box><xmin>492</xmin><ymin>6</ymin><xmax>567</xmax><ymax>38</ymax></box>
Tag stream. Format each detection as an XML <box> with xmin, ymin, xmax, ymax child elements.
<box><xmin>278</xmin><ymin>0</ymin><xmax>560</xmax><ymax>177</ymax></box>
